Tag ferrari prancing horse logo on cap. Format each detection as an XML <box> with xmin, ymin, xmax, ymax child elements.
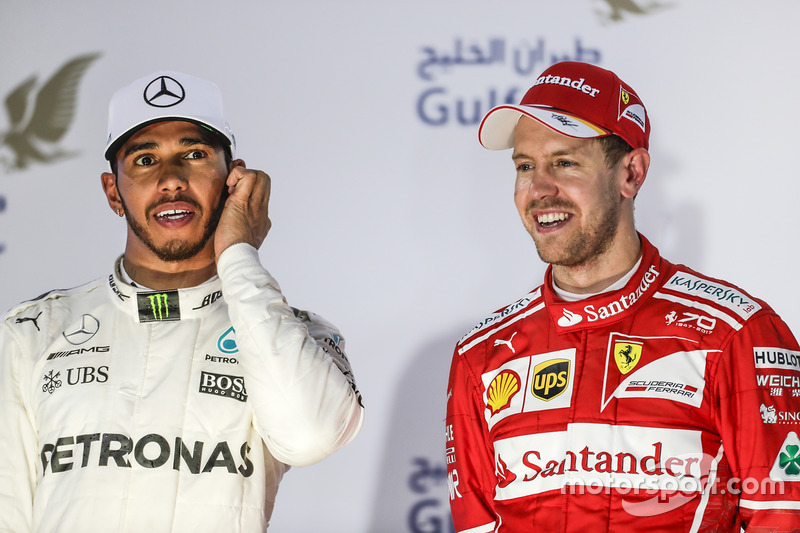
<box><xmin>143</xmin><ymin>76</ymin><xmax>185</xmax><ymax>108</ymax></box>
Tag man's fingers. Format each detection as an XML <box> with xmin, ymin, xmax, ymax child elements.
<box><xmin>227</xmin><ymin>168</ymin><xmax>270</xmax><ymax>200</ymax></box>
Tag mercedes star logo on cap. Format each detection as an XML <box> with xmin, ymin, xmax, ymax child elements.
<box><xmin>143</xmin><ymin>75</ymin><xmax>185</xmax><ymax>108</ymax></box>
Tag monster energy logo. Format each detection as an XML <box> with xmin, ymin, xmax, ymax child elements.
<box><xmin>137</xmin><ymin>290</ymin><xmax>180</xmax><ymax>323</ymax></box>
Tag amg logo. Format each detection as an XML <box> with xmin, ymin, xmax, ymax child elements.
<box><xmin>47</xmin><ymin>345</ymin><xmax>110</xmax><ymax>360</ymax></box>
<box><xmin>199</xmin><ymin>371</ymin><xmax>247</xmax><ymax>402</ymax></box>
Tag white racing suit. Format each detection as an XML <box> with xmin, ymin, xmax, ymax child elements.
<box><xmin>0</xmin><ymin>243</ymin><xmax>364</xmax><ymax>532</ymax></box>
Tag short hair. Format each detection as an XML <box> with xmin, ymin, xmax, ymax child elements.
<box><xmin>596</xmin><ymin>135</ymin><xmax>634</xmax><ymax>168</ymax></box>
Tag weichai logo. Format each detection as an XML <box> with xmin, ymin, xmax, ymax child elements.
<box><xmin>137</xmin><ymin>290</ymin><xmax>180</xmax><ymax>323</ymax></box>
<box><xmin>531</xmin><ymin>359</ymin><xmax>570</xmax><ymax>401</ymax></box>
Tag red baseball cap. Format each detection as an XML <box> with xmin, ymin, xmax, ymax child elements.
<box><xmin>479</xmin><ymin>61</ymin><xmax>650</xmax><ymax>151</ymax></box>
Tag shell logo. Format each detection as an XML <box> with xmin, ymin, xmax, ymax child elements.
<box><xmin>487</xmin><ymin>370</ymin><xmax>521</xmax><ymax>415</ymax></box>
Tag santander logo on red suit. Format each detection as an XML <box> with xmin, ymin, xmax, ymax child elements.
<box><xmin>552</xmin><ymin>265</ymin><xmax>661</xmax><ymax>332</ymax></box>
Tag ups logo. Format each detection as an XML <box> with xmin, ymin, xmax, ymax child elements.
<box><xmin>531</xmin><ymin>358</ymin><xmax>570</xmax><ymax>401</ymax></box>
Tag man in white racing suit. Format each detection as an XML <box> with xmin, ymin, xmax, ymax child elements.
<box><xmin>0</xmin><ymin>71</ymin><xmax>364</xmax><ymax>532</ymax></box>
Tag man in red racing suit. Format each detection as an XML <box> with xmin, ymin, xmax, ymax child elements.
<box><xmin>446</xmin><ymin>61</ymin><xmax>800</xmax><ymax>532</ymax></box>
<box><xmin>447</xmin><ymin>235</ymin><xmax>800</xmax><ymax>531</ymax></box>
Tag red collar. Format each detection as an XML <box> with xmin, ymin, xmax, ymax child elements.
<box><xmin>543</xmin><ymin>235</ymin><xmax>670</xmax><ymax>333</ymax></box>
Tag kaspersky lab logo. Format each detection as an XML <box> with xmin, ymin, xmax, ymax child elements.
<box><xmin>1</xmin><ymin>53</ymin><xmax>100</xmax><ymax>172</ymax></box>
<box><xmin>137</xmin><ymin>290</ymin><xmax>181</xmax><ymax>323</ymax></box>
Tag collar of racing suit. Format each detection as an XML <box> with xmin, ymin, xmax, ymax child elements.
<box><xmin>104</xmin><ymin>255</ymin><xmax>225</xmax><ymax>322</ymax></box>
<box><xmin>544</xmin><ymin>234</ymin><xmax>669</xmax><ymax>334</ymax></box>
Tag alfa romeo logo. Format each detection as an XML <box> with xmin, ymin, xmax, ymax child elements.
<box><xmin>779</xmin><ymin>444</ymin><xmax>800</xmax><ymax>476</ymax></box>
<box><xmin>143</xmin><ymin>75</ymin><xmax>185</xmax><ymax>108</ymax></box>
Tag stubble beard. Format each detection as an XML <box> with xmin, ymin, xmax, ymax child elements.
<box><xmin>120</xmin><ymin>189</ymin><xmax>228</xmax><ymax>263</ymax></box>
<box><xmin>529</xmin><ymin>185</ymin><xmax>621</xmax><ymax>268</ymax></box>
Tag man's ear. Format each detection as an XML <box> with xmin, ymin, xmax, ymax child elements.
<box><xmin>231</xmin><ymin>158</ymin><xmax>246</xmax><ymax>170</ymax></box>
<box><xmin>101</xmin><ymin>172</ymin><xmax>123</xmax><ymax>215</ymax></box>
<box><xmin>619</xmin><ymin>148</ymin><xmax>650</xmax><ymax>199</ymax></box>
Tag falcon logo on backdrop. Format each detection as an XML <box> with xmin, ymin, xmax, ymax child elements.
<box><xmin>0</xmin><ymin>53</ymin><xmax>100</xmax><ymax>172</ymax></box>
<box><xmin>0</xmin><ymin>195</ymin><xmax>5</xmax><ymax>255</ymax></box>
<box><xmin>595</xmin><ymin>0</ymin><xmax>673</xmax><ymax>23</ymax></box>
<box><xmin>0</xmin><ymin>53</ymin><xmax>100</xmax><ymax>258</ymax></box>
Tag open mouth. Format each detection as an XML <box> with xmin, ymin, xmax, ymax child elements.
<box><xmin>155</xmin><ymin>209</ymin><xmax>192</xmax><ymax>221</ymax></box>
<box><xmin>536</xmin><ymin>212</ymin><xmax>570</xmax><ymax>229</ymax></box>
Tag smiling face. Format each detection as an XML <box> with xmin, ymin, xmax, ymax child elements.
<box><xmin>512</xmin><ymin>116</ymin><xmax>631</xmax><ymax>270</ymax></box>
<box><xmin>102</xmin><ymin>121</ymin><xmax>231</xmax><ymax>265</ymax></box>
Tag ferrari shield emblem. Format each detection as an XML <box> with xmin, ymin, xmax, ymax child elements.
<box><xmin>614</xmin><ymin>341</ymin><xmax>642</xmax><ymax>374</ymax></box>
<box><xmin>621</xmin><ymin>89</ymin><xmax>630</xmax><ymax>105</ymax></box>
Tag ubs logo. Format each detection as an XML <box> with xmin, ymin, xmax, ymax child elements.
<box><xmin>42</xmin><ymin>366</ymin><xmax>108</xmax><ymax>394</ymax></box>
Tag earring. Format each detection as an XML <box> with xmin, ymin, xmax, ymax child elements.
<box><xmin>117</xmin><ymin>209</ymin><xmax>123</xmax><ymax>217</ymax></box>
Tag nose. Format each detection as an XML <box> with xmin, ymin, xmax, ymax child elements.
<box><xmin>157</xmin><ymin>160</ymin><xmax>189</xmax><ymax>193</ymax></box>
<box><xmin>517</xmin><ymin>167</ymin><xmax>557</xmax><ymax>202</ymax></box>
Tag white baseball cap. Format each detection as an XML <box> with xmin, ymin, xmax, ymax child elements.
<box><xmin>104</xmin><ymin>70</ymin><xmax>236</xmax><ymax>161</ymax></box>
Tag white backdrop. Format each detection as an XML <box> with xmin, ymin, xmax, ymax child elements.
<box><xmin>2</xmin><ymin>1</ymin><xmax>799</xmax><ymax>531</ymax></box>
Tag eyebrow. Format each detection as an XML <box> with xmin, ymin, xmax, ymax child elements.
<box><xmin>123</xmin><ymin>136</ymin><xmax>214</xmax><ymax>159</ymax></box>
<box><xmin>512</xmin><ymin>148</ymin><xmax>581</xmax><ymax>161</ymax></box>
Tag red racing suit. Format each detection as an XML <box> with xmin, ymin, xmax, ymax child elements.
<box><xmin>446</xmin><ymin>235</ymin><xmax>800</xmax><ymax>532</ymax></box>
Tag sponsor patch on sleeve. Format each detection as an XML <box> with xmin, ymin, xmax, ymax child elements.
<box><xmin>665</xmin><ymin>272</ymin><xmax>761</xmax><ymax>321</ymax></box>
<box><xmin>754</xmin><ymin>348</ymin><xmax>800</xmax><ymax>373</ymax></box>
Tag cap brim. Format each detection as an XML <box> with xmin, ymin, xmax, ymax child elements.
<box><xmin>104</xmin><ymin>116</ymin><xmax>233</xmax><ymax>161</ymax></box>
<box><xmin>478</xmin><ymin>105</ymin><xmax>610</xmax><ymax>150</ymax></box>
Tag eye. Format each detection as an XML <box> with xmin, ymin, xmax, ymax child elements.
<box><xmin>516</xmin><ymin>162</ymin><xmax>533</xmax><ymax>172</ymax></box>
<box><xmin>556</xmin><ymin>159</ymin><xmax>575</xmax><ymax>168</ymax></box>
<box><xmin>184</xmin><ymin>149</ymin><xmax>206</xmax><ymax>160</ymax></box>
<box><xmin>133</xmin><ymin>154</ymin><xmax>156</xmax><ymax>166</ymax></box>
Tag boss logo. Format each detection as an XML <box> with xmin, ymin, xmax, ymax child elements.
<box><xmin>199</xmin><ymin>371</ymin><xmax>247</xmax><ymax>402</ymax></box>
